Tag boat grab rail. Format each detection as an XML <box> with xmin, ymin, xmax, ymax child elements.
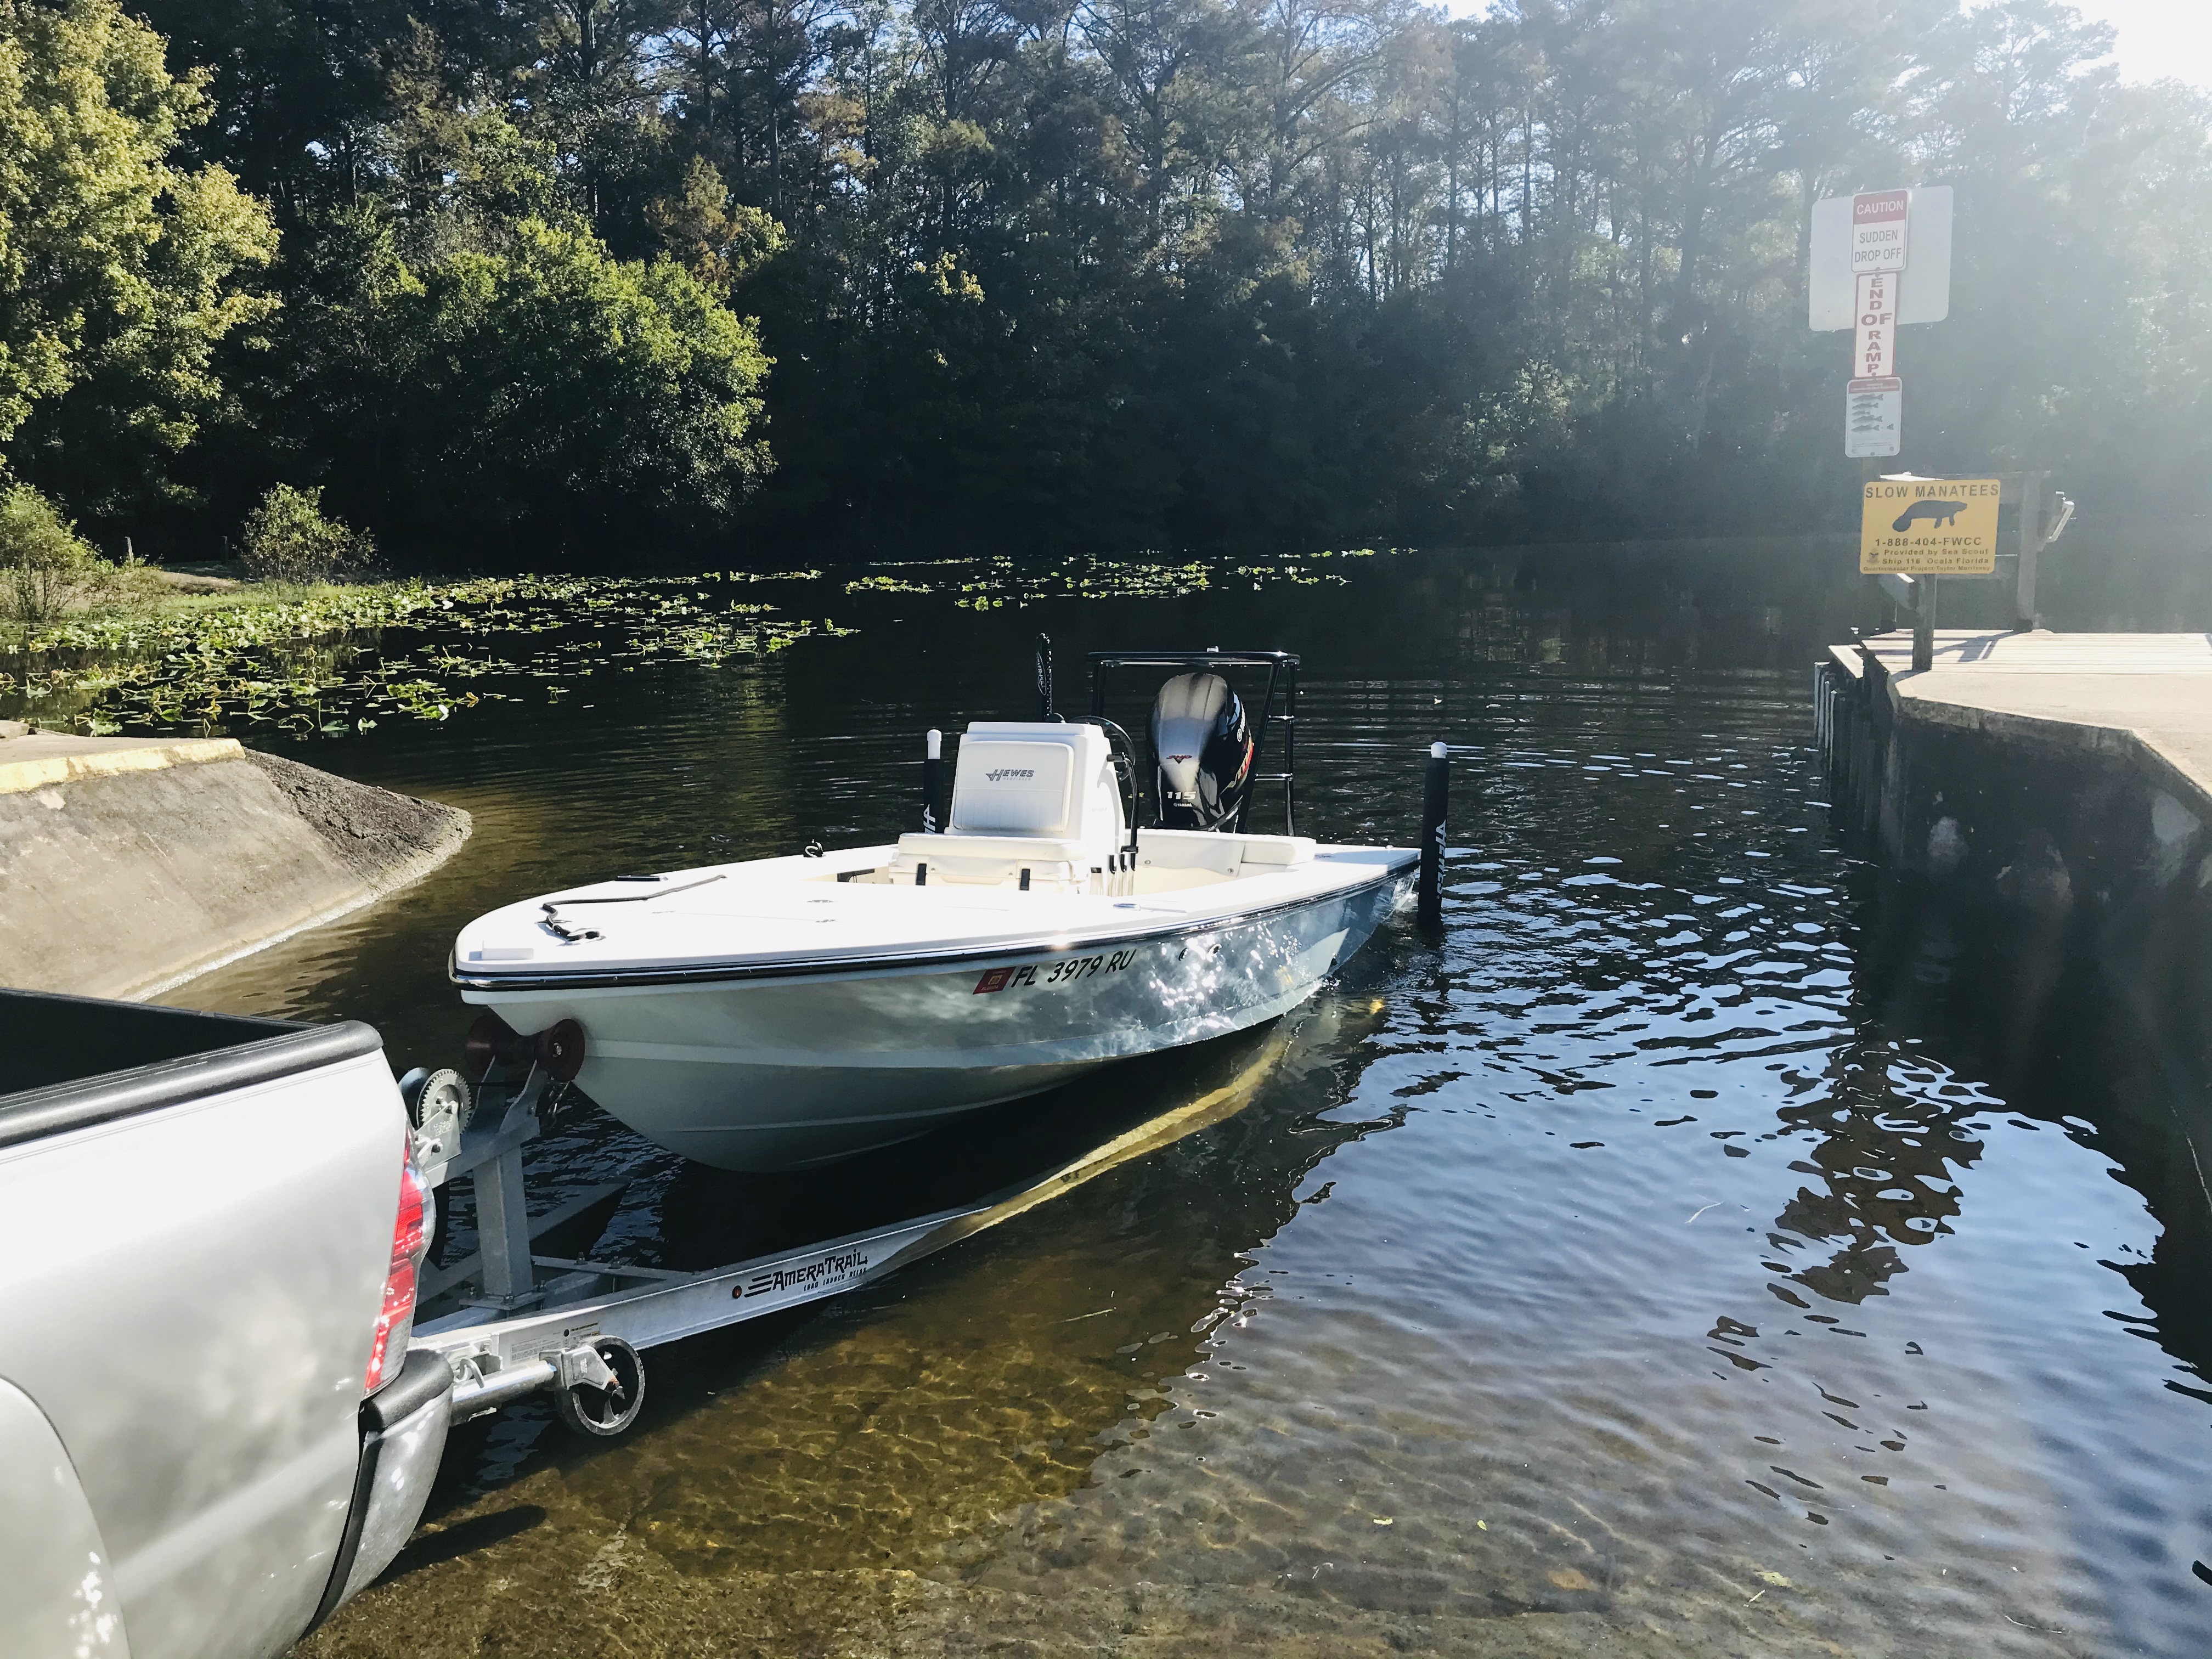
<box><xmin>541</xmin><ymin>873</ymin><xmax>729</xmax><ymax>942</ymax></box>
<box><xmin>544</xmin><ymin>873</ymin><xmax>728</xmax><ymax>907</ymax></box>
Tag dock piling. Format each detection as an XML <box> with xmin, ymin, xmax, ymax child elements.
<box><xmin>1418</xmin><ymin>742</ymin><xmax>1449</xmax><ymax>923</ymax></box>
<box><xmin>1912</xmin><ymin>578</ymin><xmax>1936</xmax><ymax>672</ymax></box>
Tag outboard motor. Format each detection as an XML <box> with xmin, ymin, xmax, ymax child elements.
<box><xmin>1150</xmin><ymin>672</ymin><xmax>1254</xmax><ymax>831</ymax></box>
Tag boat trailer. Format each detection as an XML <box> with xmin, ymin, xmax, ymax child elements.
<box><xmin>400</xmin><ymin>1018</ymin><xmax>1283</xmax><ymax>1437</ymax></box>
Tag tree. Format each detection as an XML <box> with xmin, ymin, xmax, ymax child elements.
<box><xmin>282</xmin><ymin>215</ymin><xmax>772</xmax><ymax>554</ymax></box>
<box><xmin>239</xmin><ymin>483</ymin><xmax>375</xmax><ymax>583</ymax></box>
<box><xmin>0</xmin><ymin>482</ymin><xmax>152</xmax><ymax>635</ymax></box>
<box><xmin>0</xmin><ymin>0</ymin><xmax>279</xmax><ymax>538</ymax></box>
<box><xmin>16</xmin><ymin>0</ymin><xmax>2209</xmax><ymax>560</ymax></box>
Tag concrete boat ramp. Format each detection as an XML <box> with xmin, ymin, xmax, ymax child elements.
<box><xmin>1814</xmin><ymin>627</ymin><xmax>2212</xmax><ymax>1171</ymax></box>
<box><xmin>0</xmin><ymin>731</ymin><xmax>469</xmax><ymax>1000</ymax></box>
<box><xmin>1816</xmin><ymin>627</ymin><xmax>2211</xmax><ymax>900</ymax></box>
<box><xmin>1828</xmin><ymin>629</ymin><xmax>2212</xmax><ymax>804</ymax></box>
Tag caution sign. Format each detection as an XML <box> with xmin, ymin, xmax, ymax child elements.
<box><xmin>1860</xmin><ymin>478</ymin><xmax>2000</xmax><ymax>573</ymax></box>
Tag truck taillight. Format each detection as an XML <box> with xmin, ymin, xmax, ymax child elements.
<box><xmin>365</xmin><ymin>1135</ymin><xmax>433</xmax><ymax>1394</ymax></box>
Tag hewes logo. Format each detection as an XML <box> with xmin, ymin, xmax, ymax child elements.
<box><xmin>985</xmin><ymin>768</ymin><xmax>1035</xmax><ymax>782</ymax></box>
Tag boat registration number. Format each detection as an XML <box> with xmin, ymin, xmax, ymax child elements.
<box><xmin>975</xmin><ymin>949</ymin><xmax>1137</xmax><ymax>993</ymax></box>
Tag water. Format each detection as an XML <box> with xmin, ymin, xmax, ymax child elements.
<box><xmin>157</xmin><ymin>555</ymin><xmax>2212</xmax><ymax>1657</ymax></box>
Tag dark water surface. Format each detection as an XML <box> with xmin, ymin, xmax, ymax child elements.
<box><xmin>167</xmin><ymin>557</ymin><xmax>2212</xmax><ymax>1657</ymax></box>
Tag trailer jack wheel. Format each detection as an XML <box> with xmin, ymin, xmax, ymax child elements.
<box><xmin>554</xmin><ymin>1337</ymin><xmax>645</xmax><ymax>1438</ymax></box>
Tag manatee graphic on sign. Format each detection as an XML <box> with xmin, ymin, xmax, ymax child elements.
<box><xmin>1891</xmin><ymin>498</ymin><xmax>1966</xmax><ymax>529</ymax></box>
<box><xmin>1860</xmin><ymin>478</ymin><xmax>2000</xmax><ymax>574</ymax></box>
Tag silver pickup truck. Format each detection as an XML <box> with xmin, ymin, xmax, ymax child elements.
<box><xmin>0</xmin><ymin>989</ymin><xmax>453</xmax><ymax>1659</ymax></box>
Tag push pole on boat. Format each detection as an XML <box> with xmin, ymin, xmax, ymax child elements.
<box><xmin>923</xmin><ymin>729</ymin><xmax>944</xmax><ymax>832</ymax></box>
<box><xmin>1418</xmin><ymin>741</ymin><xmax>1449</xmax><ymax>924</ymax></box>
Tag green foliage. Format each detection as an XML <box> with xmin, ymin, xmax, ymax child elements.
<box><xmin>647</xmin><ymin>156</ymin><xmax>788</xmax><ymax>292</ymax></box>
<box><xmin>0</xmin><ymin>0</ymin><xmax>278</xmax><ymax>525</ymax></box>
<box><xmin>1</xmin><ymin>571</ymin><xmax>853</xmax><ymax>736</ymax></box>
<box><xmin>239</xmin><ymin>484</ymin><xmax>375</xmax><ymax>584</ymax></box>
<box><xmin>278</xmin><ymin>215</ymin><xmax>772</xmax><ymax>551</ymax></box>
<box><xmin>0</xmin><ymin>482</ymin><xmax>158</xmax><ymax>632</ymax></box>
<box><xmin>0</xmin><ymin>485</ymin><xmax>101</xmax><ymax>630</ymax></box>
<box><xmin>5</xmin><ymin>0</ymin><xmax>2210</xmax><ymax>558</ymax></box>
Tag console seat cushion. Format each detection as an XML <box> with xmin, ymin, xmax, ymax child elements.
<box><xmin>895</xmin><ymin>833</ymin><xmax>1091</xmax><ymax>868</ymax></box>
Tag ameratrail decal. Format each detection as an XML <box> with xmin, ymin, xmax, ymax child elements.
<box><xmin>733</xmin><ymin>1246</ymin><xmax>870</xmax><ymax>1300</ymax></box>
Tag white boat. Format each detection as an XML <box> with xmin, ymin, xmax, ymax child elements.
<box><xmin>451</xmin><ymin>649</ymin><xmax>1416</xmax><ymax>1171</ymax></box>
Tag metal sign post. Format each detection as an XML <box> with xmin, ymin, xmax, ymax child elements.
<box><xmin>1854</xmin><ymin>473</ymin><xmax>2076</xmax><ymax>659</ymax></box>
<box><xmin>2011</xmin><ymin>472</ymin><xmax>2074</xmax><ymax>630</ymax></box>
<box><xmin>2015</xmin><ymin>470</ymin><xmax>2044</xmax><ymax>630</ymax></box>
<box><xmin>1812</xmin><ymin>194</ymin><xmax>2077</xmax><ymax>648</ymax></box>
<box><xmin>1814</xmin><ymin>187</ymin><xmax>1994</xmax><ymax>656</ymax></box>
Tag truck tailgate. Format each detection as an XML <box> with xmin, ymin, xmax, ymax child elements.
<box><xmin>0</xmin><ymin>1021</ymin><xmax>405</xmax><ymax>1659</ymax></box>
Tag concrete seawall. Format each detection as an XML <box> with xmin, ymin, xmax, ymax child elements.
<box><xmin>1817</xmin><ymin>632</ymin><xmax>2210</xmax><ymax>901</ymax></box>
<box><xmin>1814</xmin><ymin>630</ymin><xmax>2212</xmax><ymax>1195</ymax></box>
<box><xmin>0</xmin><ymin>732</ymin><xmax>469</xmax><ymax>1000</ymax></box>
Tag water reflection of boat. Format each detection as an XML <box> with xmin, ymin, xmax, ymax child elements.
<box><xmin>450</xmin><ymin>649</ymin><xmax>1415</xmax><ymax>1171</ymax></box>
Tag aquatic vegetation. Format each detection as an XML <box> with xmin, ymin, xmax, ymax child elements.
<box><xmin>0</xmin><ymin>551</ymin><xmax>1389</xmax><ymax>740</ymax></box>
<box><xmin>1232</xmin><ymin>563</ymin><xmax>1351</xmax><ymax>587</ymax></box>
<box><xmin>945</xmin><ymin>555</ymin><xmax>1214</xmax><ymax>609</ymax></box>
<box><xmin>0</xmin><ymin>571</ymin><xmax>851</xmax><ymax>740</ymax></box>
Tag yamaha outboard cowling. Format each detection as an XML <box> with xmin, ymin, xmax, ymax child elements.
<box><xmin>1150</xmin><ymin>672</ymin><xmax>1254</xmax><ymax>831</ymax></box>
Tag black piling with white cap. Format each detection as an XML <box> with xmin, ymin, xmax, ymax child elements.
<box><xmin>1417</xmin><ymin>741</ymin><xmax>1449</xmax><ymax>923</ymax></box>
<box><xmin>923</xmin><ymin>729</ymin><xmax>945</xmax><ymax>833</ymax></box>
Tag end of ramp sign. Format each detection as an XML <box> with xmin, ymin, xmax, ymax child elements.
<box><xmin>1860</xmin><ymin>478</ymin><xmax>2000</xmax><ymax>573</ymax></box>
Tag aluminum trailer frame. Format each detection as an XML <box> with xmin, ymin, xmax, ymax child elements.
<box><xmin>404</xmin><ymin>1030</ymin><xmax>1280</xmax><ymax>1432</ymax></box>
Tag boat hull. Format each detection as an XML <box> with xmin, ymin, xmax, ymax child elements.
<box><xmin>465</xmin><ymin>871</ymin><xmax>1409</xmax><ymax>1170</ymax></box>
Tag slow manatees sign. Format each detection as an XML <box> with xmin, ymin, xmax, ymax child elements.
<box><xmin>1860</xmin><ymin>477</ymin><xmax>2000</xmax><ymax>574</ymax></box>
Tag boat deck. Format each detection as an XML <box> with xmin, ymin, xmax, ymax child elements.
<box><xmin>455</xmin><ymin>840</ymin><xmax>1415</xmax><ymax>985</ymax></box>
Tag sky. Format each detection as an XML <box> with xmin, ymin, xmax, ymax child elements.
<box><xmin>1436</xmin><ymin>0</ymin><xmax>2212</xmax><ymax>92</ymax></box>
<box><xmin>2069</xmin><ymin>0</ymin><xmax>2212</xmax><ymax>87</ymax></box>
